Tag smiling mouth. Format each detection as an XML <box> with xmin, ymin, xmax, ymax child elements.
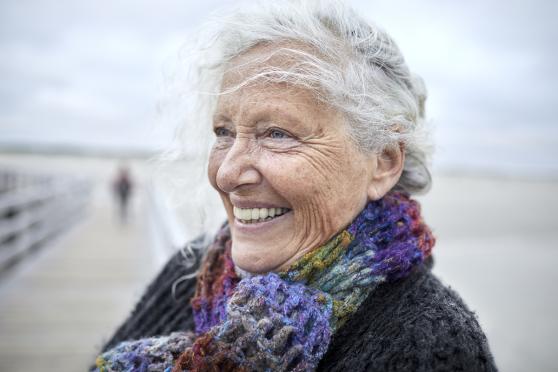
<box><xmin>233</xmin><ymin>206</ymin><xmax>292</xmax><ymax>224</ymax></box>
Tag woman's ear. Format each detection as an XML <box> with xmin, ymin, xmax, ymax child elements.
<box><xmin>366</xmin><ymin>143</ymin><xmax>405</xmax><ymax>200</ymax></box>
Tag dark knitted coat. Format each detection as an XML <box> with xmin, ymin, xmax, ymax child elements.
<box><xmin>99</xmin><ymin>249</ymin><xmax>497</xmax><ymax>372</ymax></box>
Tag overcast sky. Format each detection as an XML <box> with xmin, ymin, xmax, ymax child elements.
<box><xmin>1</xmin><ymin>0</ymin><xmax>557</xmax><ymax>175</ymax></box>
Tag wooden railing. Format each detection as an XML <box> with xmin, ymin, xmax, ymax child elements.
<box><xmin>0</xmin><ymin>169</ymin><xmax>92</xmax><ymax>274</ymax></box>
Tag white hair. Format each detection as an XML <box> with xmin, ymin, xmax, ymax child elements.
<box><xmin>160</xmin><ymin>0</ymin><xmax>433</xmax><ymax>245</ymax></box>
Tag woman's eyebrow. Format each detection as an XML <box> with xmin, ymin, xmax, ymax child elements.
<box><xmin>249</xmin><ymin>107</ymin><xmax>304</xmax><ymax>128</ymax></box>
<box><xmin>212</xmin><ymin>113</ymin><xmax>232</xmax><ymax>125</ymax></box>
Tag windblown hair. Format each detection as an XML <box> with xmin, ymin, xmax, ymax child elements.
<box><xmin>160</xmin><ymin>0</ymin><xmax>433</xmax><ymax>255</ymax></box>
<box><xmin>177</xmin><ymin>0</ymin><xmax>432</xmax><ymax>193</ymax></box>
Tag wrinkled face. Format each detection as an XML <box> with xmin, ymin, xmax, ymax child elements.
<box><xmin>207</xmin><ymin>47</ymin><xmax>377</xmax><ymax>273</ymax></box>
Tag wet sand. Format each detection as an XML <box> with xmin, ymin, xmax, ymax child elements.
<box><xmin>419</xmin><ymin>175</ymin><xmax>558</xmax><ymax>372</ymax></box>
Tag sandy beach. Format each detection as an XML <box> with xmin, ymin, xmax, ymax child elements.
<box><xmin>0</xmin><ymin>153</ymin><xmax>556</xmax><ymax>371</ymax></box>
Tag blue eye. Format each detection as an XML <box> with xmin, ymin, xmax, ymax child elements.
<box><xmin>268</xmin><ymin>128</ymin><xmax>289</xmax><ymax>139</ymax></box>
<box><xmin>214</xmin><ymin>127</ymin><xmax>232</xmax><ymax>137</ymax></box>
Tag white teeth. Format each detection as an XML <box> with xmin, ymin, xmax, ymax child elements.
<box><xmin>259</xmin><ymin>208</ymin><xmax>268</xmax><ymax>219</ymax></box>
<box><xmin>233</xmin><ymin>206</ymin><xmax>290</xmax><ymax>222</ymax></box>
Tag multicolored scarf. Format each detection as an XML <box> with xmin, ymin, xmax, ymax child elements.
<box><xmin>96</xmin><ymin>192</ymin><xmax>434</xmax><ymax>371</ymax></box>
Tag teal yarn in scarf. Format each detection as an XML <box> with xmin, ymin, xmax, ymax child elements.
<box><xmin>96</xmin><ymin>192</ymin><xmax>434</xmax><ymax>371</ymax></box>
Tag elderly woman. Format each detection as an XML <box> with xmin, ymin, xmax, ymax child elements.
<box><xmin>95</xmin><ymin>1</ymin><xmax>496</xmax><ymax>371</ymax></box>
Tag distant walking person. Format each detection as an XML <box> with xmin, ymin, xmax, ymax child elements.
<box><xmin>112</xmin><ymin>166</ymin><xmax>133</xmax><ymax>223</ymax></box>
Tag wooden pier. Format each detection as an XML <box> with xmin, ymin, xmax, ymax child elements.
<box><xmin>0</xmin><ymin>156</ymin><xmax>162</xmax><ymax>372</ymax></box>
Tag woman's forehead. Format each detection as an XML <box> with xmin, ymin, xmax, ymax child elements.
<box><xmin>214</xmin><ymin>82</ymin><xmax>330</xmax><ymax>125</ymax></box>
<box><xmin>215</xmin><ymin>42</ymin><xmax>343</xmax><ymax>129</ymax></box>
<box><xmin>220</xmin><ymin>41</ymin><xmax>319</xmax><ymax>89</ymax></box>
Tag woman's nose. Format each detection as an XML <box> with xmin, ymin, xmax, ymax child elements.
<box><xmin>215</xmin><ymin>139</ymin><xmax>262</xmax><ymax>193</ymax></box>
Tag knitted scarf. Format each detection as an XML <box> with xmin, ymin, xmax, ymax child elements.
<box><xmin>96</xmin><ymin>192</ymin><xmax>434</xmax><ymax>372</ymax></box>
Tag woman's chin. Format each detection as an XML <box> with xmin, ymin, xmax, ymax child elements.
<box><xmin>231</xmin><ymin>241</ymin><xmax>293</xmax><ymax>274</ymax></box>
<box><xmin>231</xmin><ymin>252</ymin><xmax>275</xmax><ymax>274</ymax></box>
<box><xmin>230</xmin><ymin>211</ymin><xmax>296</xmax><ymax>272</ymax></box>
